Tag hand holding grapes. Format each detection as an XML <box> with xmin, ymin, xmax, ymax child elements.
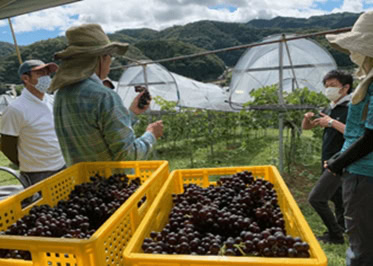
<box><xmin>130</xmin><ymin>88</ymin><xmax>151</xmax><ymax>115</ymax></box>
<box><xmin>313</xmin><ymin>112</ymin><xmax>332</xmax><ymax>128</ymax></box>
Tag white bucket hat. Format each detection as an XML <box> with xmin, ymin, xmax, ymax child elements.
<box><xmin>326</xmin><ymin>11</ymin><xmax>373</xmax><ymax>104</ymax></box>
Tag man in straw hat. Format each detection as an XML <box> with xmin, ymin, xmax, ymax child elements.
<box><xmin>325</xmin><ymin>11</ymin><xmax>373</xmax><ymax>266</ymax></box>
<box><xmin>49</xmin><ymin>24</ymin><xmax>163</xmax><ymax>165</ymax></box>
<box><xmin>1</xmin><ymin>60</ymin><xmax>66</xmax><ymax>187</ymax></box>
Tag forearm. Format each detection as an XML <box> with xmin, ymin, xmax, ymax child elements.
<box><xmin>101</xmin><ymin>93</ymin><xmax>156</xmax><ymax>161</ymax></box>
<box><xmin>129</xmin><ymin>110</ymin><xmax>138</xmax><ymax>125</ymax></box>
<box><xmin>329</xmin><ymin>119</ymin><xmax>345</xmax><ymax>134</ymax></box>
<box><xmin>327</xmin><ymin>128</ymin><xmax>373</xmax><ymax>174</ymax></box>
<box><xmin>129</xmin><ymin>132</ymin><xmax>156</xmax><ymax>160</ymax></box>
<box><xmin>110</xmin><ymin>132</ymin><xmax>156</xmax><ymax>161</ymax></box>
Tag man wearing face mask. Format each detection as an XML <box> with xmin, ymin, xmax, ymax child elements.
<box><xmin>302</xmin><ymin>70</ymin><xmax>353</xmax><ymax>244</ymax></box>
<box><xmin>0</xmin><ymin>60</ymin><xmax>66</xmax><ymax>187</ymax></box>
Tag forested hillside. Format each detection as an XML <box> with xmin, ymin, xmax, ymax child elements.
<box><xmin>0</xmin><ymin>12</ymin><xmax>359</xmax><ymax>85</ymax></box>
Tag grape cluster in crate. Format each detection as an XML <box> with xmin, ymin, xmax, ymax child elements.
<box><xmin>0</xmin><ymin>173</ymin><xmax>144</xmax><ymax>260</ymax></box>
<box><xmin>143</xmin><ymin>171</ymin><xmax>310</xmax><ymax>258</ymax></box>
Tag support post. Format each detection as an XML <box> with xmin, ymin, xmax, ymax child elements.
<box><xmin>278</xmin><ymin>35</ymin><xmax>285</xmax><ymax>173</ymax></box>
<box><xmin>8</xmin><ymin>18</ymin><xmax>22</xmax><ymax>65</ymax></box>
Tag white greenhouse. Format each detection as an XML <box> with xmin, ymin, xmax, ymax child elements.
<box><xmin>116</xmin><ymin>62</ymin><xmax>232</xmax><ymax>112</ymax></box>
<box><xmin>0</xmin><ymin>94</ymin><xmax>16</xmax><ymax>115</ymax></box>
<box><xmin>228</xmin><ymin>34</ymin><xmax>337</xmax><ymax>109</ymax></box>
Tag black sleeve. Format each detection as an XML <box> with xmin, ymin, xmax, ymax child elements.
<box><xmin>0</xmin><ymin>134</ymin><xmax>19</xmax><ymax>166</ymax></box>
<box><xmin>327</xmin><ymin>128</ymin><xmax>373</xmax><ymax>175</ymax></box>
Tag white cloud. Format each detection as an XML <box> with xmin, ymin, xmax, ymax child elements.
<box><xmin>6</xmin><ymin>0</ymin><xmax>369</xmax><ymax>36</ymax></box>
<box><xmin>340</xmin><ymin>0</ymin><xmax>364</xmax><ymax>12</ymax></box>
<box><xmin>11</xmin><ymin>6</ymin><xmax>76</xmax><ymax>33</ymax></box>
<box><xmin>329</xmin><ymin>0</ymin><xmax>366</xmax><ymax>13</ymax></box>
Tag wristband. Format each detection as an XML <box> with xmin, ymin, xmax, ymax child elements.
<box><xmin>328</xmin><ymin>119</ymin><xmax>334</xmax><ymax>128</ymax></box>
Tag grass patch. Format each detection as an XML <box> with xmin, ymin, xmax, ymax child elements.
<box><xmin>0</xmin><ymin>152</ymin><xmax>20</xmax><ymax>185</ymax></box>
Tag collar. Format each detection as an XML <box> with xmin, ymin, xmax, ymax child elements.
<box><xmin>21</xmin><ymin>87</ymin><xmax>46</xmax><ymax>103</ymax></box>
<box><xmin>90</xmin><ymin>73</ymin><xmax>104</xmax><ymax>85</ymax></box>
<box><xmin>330</xmin><ymin>94</ymin><xmax>351</xmax><ymax>109</ymax></box>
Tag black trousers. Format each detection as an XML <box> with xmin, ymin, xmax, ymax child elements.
<box><xmin>20</xmin><ymin>166</ymin><xmax>66</xmax><ymax>187</ymax></box>
<box><xmin>308</xmin><ymin>169</ymin><xmax>345</xmax><ymax>236</ymax></box>
<box><xmin>343</xmin><ymin>172</ymin><xmax>373</xmax><ymax>266</ymax></box>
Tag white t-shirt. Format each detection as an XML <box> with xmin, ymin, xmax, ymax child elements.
<box><xmin>0</xmin><ymin>88</ymin><xmax>65</xmax><ymax>172</ymax></box>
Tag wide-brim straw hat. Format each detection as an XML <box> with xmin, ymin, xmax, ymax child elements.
<box><xmin>49</xmin><ymin>24</ymin><xmax>129</xmax><ymax>92</ymax></box>
<box><xmin>326</xmin><ymin>11</ymin><xmax>373</xmax><ymax>58</ymax></box>
<box><xmin>55</xmin><ymin>24</ymin><xmax>128</xmax><ymax>59</ymax></box>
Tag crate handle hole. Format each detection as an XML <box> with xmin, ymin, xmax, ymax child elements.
<box><xmin>0</xmin><ymin>248</ymin><xmax>32</xmax><ymax>260</ymax></box>
<box><xmin>21</xmin><ymin>191</ymin><xmax>42</xmax><ymax>209</ymax></box>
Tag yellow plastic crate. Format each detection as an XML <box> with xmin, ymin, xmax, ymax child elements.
<box><xmin>123</xmin><ymin>165</ymin><xmax>327</xmax><ymax>266</ymax></box>
<box><xmin>0</xmin><ymin>160</ymin><xmax>169</xmax><ymax>266</ymax></box>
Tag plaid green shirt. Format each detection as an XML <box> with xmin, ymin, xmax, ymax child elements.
<box><xmin>54</xmin><ymin>76</ymin><xmax>156</xmax><ymax>166</ymax></box>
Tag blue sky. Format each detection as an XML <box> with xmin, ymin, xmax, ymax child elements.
<box><xmin>209</xmin><ymin>4</ymin><xmax>238</xmax><ymax>12</ymax></box>
<box><xmin>0</xmin><ymin>28</ymin><xmax>61</xmax><ymax>46</ymax></box>
<box><xmin>315</xmin><ymin>0</ymin><xmax>345</xmax><ymax>11</ymax></box>
<box><xmin>0</xmin><ymin>0</ymin><xmax>372</xmax><ymax>46</ymax></box>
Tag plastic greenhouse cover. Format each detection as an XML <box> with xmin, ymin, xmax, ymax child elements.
<box><xmin>229</xmin><ymin>34</ymin><xmax>337</xmax><ymax>108</ymax></box>
<box><xmin>116</xmin><ymin>63</ymin><xmax>233</xmax><ymax>112</ymax></box>
<box><xmin>0</xmin><ymin>94</ymin><xmax>16</xmax><ymax>115</ymax></box>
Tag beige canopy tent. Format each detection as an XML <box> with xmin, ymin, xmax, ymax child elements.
<box><xmin>0</xmin><ymin>0</ymin><xmax>82</xmax><ymax>64</ymax></box>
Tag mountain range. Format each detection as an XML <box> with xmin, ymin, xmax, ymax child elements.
<box><xmin>0</xmin><ymin>12</ymin><xmax>360</xmax><ymax>85</ymax></box>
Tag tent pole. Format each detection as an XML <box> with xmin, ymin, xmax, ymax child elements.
<box><xmin>284</xmin><ymin>39</ymin><xmax>300</xmax><ymax>90</ymax></box>
<box><xmin>278</xmin><ymin>35</ymin><xmax>285</xmax><ymax>174</ymax></box>
<box><xmin>8</xmin><ymin>18</ymin><xmax>22</xmax><ymax>65</ymax></box>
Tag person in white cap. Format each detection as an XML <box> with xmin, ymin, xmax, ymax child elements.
<box><xmin>325</xmin><ymin>11</ymin><xmax>373</xmax><ymax>266</ymax></box>
<box><xmin>49</xmin><ymin>24</ymin><xmax>163</xmax><ymax>165</ymax></box>
<box><xmin>0</xmin><ymin>60</ymin><xmax>66</xmax><ymax>187</ymax></box>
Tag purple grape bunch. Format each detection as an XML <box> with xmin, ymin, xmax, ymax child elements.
<box><xmin>142</xmin><ymin>171</ymin><xmax>310</xmax><ymax>258</ymax></box>
<box><xmin>0</xmin><ymin>173</ymin><xmax>144</xmax><ymax>260</ymax></box>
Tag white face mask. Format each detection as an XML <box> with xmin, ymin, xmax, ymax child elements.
<box><xmin>325</xmin><ymin>87</ymin><xmax>341</xmax><ymax>102</ymax></box>
<box><xmin>34</xmin><ymin>75</ymin><xmax>51</xmax><ymax>93</ymax></box>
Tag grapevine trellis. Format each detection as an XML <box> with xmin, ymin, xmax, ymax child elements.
<box><xmin>132</xmin><ymin>84</ymin><xmax>328</xmax><ymax>173</ymax></box>
<box><xmin>113</xmin><ymin>27</ymin><xmax>350</xmax><ymax>172</ymax></box>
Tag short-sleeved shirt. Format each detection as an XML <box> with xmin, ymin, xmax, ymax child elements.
<box><xmin>342</xmin><ymin>84</ymin><xmax>373</xmax><ymax>177</ymax></box>
<box><xmin>0</xmin><ymin>88</ymin><xmax>65</xmax><ymax>172</ymax></box>
<box><xmin>53</xmin><ymin>76</ymin><xmax>156</xmax><ymax>166</ymax></box>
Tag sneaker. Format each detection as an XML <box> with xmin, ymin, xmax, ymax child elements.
<box><xmin>317</xmin><ymin>232</ymin><xmax>344</xmax><ymax>244</ymax></box>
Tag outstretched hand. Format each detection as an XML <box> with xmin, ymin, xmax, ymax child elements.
<box><xmin>146</xmin><ymin>120</ymin><xmax>163</xmax><ymax>140</ymax></box>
